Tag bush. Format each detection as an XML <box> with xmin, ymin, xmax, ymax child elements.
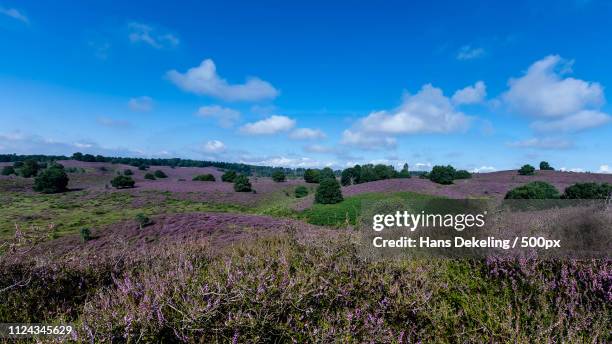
<box><xmin>518</xmin><ymin>164</ymin><xmax>536</xmax><ymax>176</ymax></box>
<box><xmin>20</xmin><ymin>160</ymin><xmax>40</xmax><ymax>178</ymax></box>
<box><xmin>138</xmin><ymin>164</ymin><xmax>148</xmax><ymax>171</ymax></box>
<box><xmin>315</xmin><ymin>178</ymin><xmax>343</xmax><ymax>204</ymax></box>
<box><xmin>304</xmin><ymin>169</ymin><xmax>320</xmax><ymax>183</ymax></box>
<box><xmin>294</xmin><ymin>186</ymin><xmax>309</xmax><ymax>198</ymax></box>
<box><xmin>193</xmin><ymin>174</ymin><xmax>216</xmax><ymax>182</ymax></box>
<box><xmin>539</xmin><ymin>161</ymin><xmax>554</xmax><ymax>171</ymax></box>
<box><xmin>221</xmin><ymin>171</ymin><xmax>237</xmax><ymax>182</ymax></box>
<box><xmin>398</xmin><ymin>163</ymin><xmax>411</xmax><ymax>178</ymax></box>
<box><xmin>271</xmin><ymin>170</ymin><xmax>286</xmax><ymax>182</ymax></box>
<box><xmin>320</xmin><ymin>167</ymin><xmax>335</xmax><ymax>180</ymax></box>
<box><xmin>562</xmin><ymin>182</ymin><xmax>612</xmax><ymax>199</ymax></box>
<box><xmin>33</xmin><ymin>167</ymin><xmax>69</xmax><ymax>193</ymax></box>
<box><xmin>505</xmin><ymin>181</ymin><xmax>560</xmax><ymax>199</ymax></box>
<box><xmin>154</xmin><ymin>170</ymin><xmax>167</xmax><ymax>178</ymax></box>
<box><xmin>80</xmin><ymin>227</ymin><xmax>91</xmax><ymax>242</ymax></box>
<box><xmin>454</xmin><ymin>170</ymin><xmax>472</xmax><ymax>180</ymax></box>
<box><xmin>144</xmin><ymin>173</ymin><xmax>156</xmax><ymax>180</ymax></box>
<box><xmin>340</xmin><ymin>168</ymin><xmax>353</xmax><ymax>186</ymax></box>
<box><xmin>135</xmin><ymin>213</ymin><xmax>153</xmax><ymax>229</ymax></box>
<box><xmin>13</xmin><ymin>161</ymin><xmax>24</xmax><ymax>168</ymax></box>
<box><xmin>429</xmin><ymin>165</ymin><xmax>456</xmax><ymax>185</ymax></box>
<box><xmin>124</xmin><ymin>169</ymin><xmax>133</xmax><ymax>176</ymax></box>
<box><xmin>1</xmin><ymin>166</ymin><xmax>15</xmax><ymax>176</ymax></box>
<box><xmin>110</xmin><ymin>175</ymin><xmax>135</xmax><ymax>189</ymax></box>
<box><xmin>233</xmin><ymin>175</ymin><xmax>252</xmax><ymax>192</ymax></box>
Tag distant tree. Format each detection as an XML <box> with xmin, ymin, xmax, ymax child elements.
<box><xmin>374</xmin><ymin>164</ymin><xmax>394</xmax><ymax>180</ymax></box>
<box><xmin>294</xmin><ymin>185</ymin><xmax>309</xmax><ymax>198</ymax></box>
<box><xmin>340</xmin><ymin>168</ymin><xmax>354</xmax><ymax>186</ymax></box>
<box><xmin>20</xmin><ymin>160</ymin><xmax>40</xmax><ymax>178</ymax></box>
<box><xmin>352</xmin><ymin>165</ymin><xmax>363</xmax><ymax>184</ymax></box>
<box><xmin>429</xmin><ymin>165</ymin><xmax>456</xmax><ymax>185</ymax></box>
<box><xmin>138</xmin><ymin>164</ymin><xmax>148</xmax><ymax>171</ymax></box>
<box><xmin>193</xmin><ymin>174</ymin><xmax>216</xmax><ymax>181</ymax></box>
<box><xmin>398</xmin><ymin>163</ymin><xmax>411</xmax><ymax>178</ymax></box>
<box><xmin>33</xmin><ymin>167</ymin><xmax>69</xmax><ymax>193</ymax></box>
<box><xmin>110</xmin><ymin>175</ymin><xmax>135</xmax><ymax>189</ymax></box>
<box><xmin>539</xmin><ymin>161</ymin><xmax>554</xmax><ymax>171</ymax></box>
<box><xmin>124</xmin><ymin>169</ymin><xmax>133</xmax><ymax>176</ymax></box>
<box><xmin>82</xmin><ymin>154</ymin><xmax>96</xmax><ymax>162</ymax></box>
<box><xmin>562</xmin><ymin>182</ymin><xmax>612</xmax><ymax>199</ymax></box>
<box><xmin>304</xmin><ymin>169</ymin><xmax>320</xmax><ymax>183</ymax></box>
<box><xmin>222</xmin><ymin>170</ymin><xmax>237</xmax><ymax>182</ymax></box>
<box><xmin>1</xmin><ymin>166</ymin><xmax>15</xmax><ymax>176</ymax></box>
<box><xmin>505</xmin><ymin>181</ymin><xmax>560</xmax><ymax>199</ymax></box>
<box><xmin>518</xmin><ymin>164</ymin><xmax>536</xmax><ymax>176</ymax></box>
<box><xmin>320</xmin><ymin>167</ymin><xmax>335</xmax><ymax>180</ymax></box>
<box><xmin>144</xmin><ymin>173</ymin><xmax>156</xmax><ymax>180</ymax></box>
<box><xmin>13</xmin><ymin>161</ymin><xmax>24</xmax><ymax>168</ymax></box>
<box><xmin>454</xmin><ymin>170</ymin><xmax>472</xmax><ymax>180</ymax></box>
<box><xmin>359</xmin><ymin>165</ymin><xmax>378</xmax><ymax>183</ymax></box>
<box><xmin>315</xmin><ymin>178</ymin><xmax>343</xmax><ymax>204</ymax></box>
<box><xmin>271</xmin><ymin>170</ymin><xmax>286</xmax><ymax>182</ymax></box>
<box><xmin>72</xmin><ymin>152</ymin><xmax>84</xmax><ymax>161</ymax></box>
<box><xmin>154</xmin><ymin>170</ymin><xmax>168</xmax><ymax>178</ymax></box>
<box><xmin>233</xmin><ymin>175</ymin><xmax>252</xmax><ymax>192</ymax></box>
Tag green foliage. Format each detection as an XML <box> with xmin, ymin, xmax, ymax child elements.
<box><xmin>144</xmin><ymin>173</ymin><xmax>156</xmax><ymax>180</ymax></box>
<box><xmin>153</xmin><ymin>170</ymin><xmax>167</xmax><ymax>178</ymax></box>
<box><xmin>80</xmin><ymin>227</ymin><xmax>91</xmax><ymax>242</ymax></box>
<box><xmin>123</xmin><ymin>169</ymin><xmax>133</xmax><ymax>176</ymax></box>
<box><xmin>138</xmin><ymin>164</ymin><xmax>148</xmax><ymax>171</ymax></box>
<box><xmin>340</xmin><ymin>168</ymin><xmax>353</xmax><ymax>186</ymax></box>
<box><xmin>454</xmin><ymin>170</ymin><xmax>472</xmax><ymax>180</ymax></box>
<box><xmin>505</xmin><ymin>181</ymin><xmax>560</xmax><ymax>199</ymax></box>
<box><xmin>110</xmin><ymin>175</ymin><xmax>135</xmax><ymax>189</ymax></box>
<box><xmin>33</xmin><ymin>167</ymin><xmax>69</xmax><ymax>193</ymax></box>
<box><xmin>135</xmin><ymin>213</ymin><xmax>153</xmax><ymax>229</ymax></box>
<box><xmin>271</xmin><ymin>170</ymin><xmax>286</xmax><ymax>182</ymax></box>
<box><xmin>539</xmin><ymin>161</ymin><xmax>554</xmax><ymax>171</ymax></box>
<box><xmin>319</xmin><ymin>167</ymin><xmax>336</xmax><ymax>180</ymax></box>
<box><xmin>398</xmin><ymin>163</ymin><xmax>411</xmax><ymax>178</ymax></box>
<box><xmin>20</xmin><ymin>160</ymin><xmax>40</xmax><ymax>178</ymax></box>
<box><xmin>562</xmin><ymin>182</ymin><xmax>612</xmax><ymax>199</ymax></box>
<box><xmin>518</xmin><ymin>164</ymin><xmax>536</xmax><ymax>176</ymax></box>
<box><xmin>303</xmin><ymin>169</ymin><xmax>320</xmax><ymax>183</ymax></box>
<box><xmin>1</xmin><ymin>166</ymin><xmax>15</xmax><ymax>176</ymax></box>
<box><xmin>192</xmin><ymin>174</ymin><xmax>216</xmax><ymax>182</ymax></box>
<box><xmin>429</xmin><ymin>165</ymin><xmax>456</xmax><ymax>185</ymax></box>
<box><xmin>294</xmin><ymin>185</ymin><xmax>309</xmax><ymax>198</ymax></box>
<box><xmin>221</xmin><ymin>170</ymin><xmax>237</xmax><ymax>182</ymax></box>
<box><xmin>314</xmin><ymin>178</ymin><xmax>343</xmax><ymax>204</ymax></box>
<box><xmin>13</xmin><ymin>161</ymin><xmax>24</xmax><ymax>168</ymax></box>
<box><xmin>233</xmin><ymin>175</ymin><xmax>252</xmax><ymax>192</ymax></box>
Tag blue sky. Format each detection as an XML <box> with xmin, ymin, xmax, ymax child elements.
<box><xmin>1</xmin><ymin>0</ymin><xmax>611</xmax><ymax>172</ymax></box>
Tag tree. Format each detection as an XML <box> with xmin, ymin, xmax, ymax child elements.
<box><xmin>271</xmin><ymin>170</ymin><xmax>286</xmax><ymax>182</ymax></box>
<box><xmin>320</xmin><ymin>167</ymin><xmax>335</xmax><ymax>180</ymax></box>
<box><xmin>111</xmin><ymin>175</ymin><xmax>135</xmax><ymax>189</ymax></box>
<box><xmin>20</xmin><ymin>160</ymin><xmax>40</xmax><ymax>178</ymax></box>
<box><xmin>562</xmin><ymin>182</ymin><xmax>612</xmax><ymax>199</ymax></box>
<box><xmin>33</xmin><ymin>167</ymin><xmax>69</xmax><ymax>193</ymax></box>
<box><xmin>222</xmin><ymin>170</ymin><xmax>237</xmax><ymax>182</ymax></box>
<box><xmin>429</xmin><ymin>165</ymin><xmax>456</xmax><ymax>185</ymax></box>
<box><xmin>233</xmin><ymin>175</ymin><xmax>252</xmax><ymax>192</ymax></box>
<box><xmin>193</xmin><ymin>174</ymin><xmax>216</xmax><ymax>181</ymax></box>
<box><xmin>518</xmin><ymin>164</ymin><xmax>536</xmax><ymax>176</ymax></box>
<box><xmin>124</xmin><ymin>169</ymin><xmax>134</xmax><ymax>176</ymax></box>
<box><xmin>454</xmin><ymin>170</ymin><xmax>472</xmax><ymax>180</ymax></box>
<box><xmin>144</xmin><ymin>173</ymin><xmax>156</xmax><ymax>180</ymax></box>
<box><xmin>315</xmin><ymin>178</ymin><xmax>343</xmax><ymax>204</ymax></box>
<box><xmin>340</xmin><ymin>168</ymin><xmax>354</xmax><ymax>186</ymax></box>
<box><xmin>304</xmin><ymin>169</ymin><xmax>320</xmax><ymax>183</ymax></box>
<box><xmin>294</xmin><ymin>185</ymin><xmax>309</xmax><ymax>198</ymax></box>
<box><xmin>154</xmin><ymin>170</ymin><xmax>168</xmax><ymax>178</ymax></box>
<box><xmin>398</xmin><ymin>163</ymin><xmax>411</xmax><ymax>178</ymax></box>
<box><xmin>505</xmin><ymin>181</ymin><xmax>560</xmax><ymax>199</ymax></box>
<box><xmin>1</xmin><ymin>166</ymin><xmax>15</xmax><ymax>176</ymax></box>
<box><xmin>539</xmin><ymin>161</ymin><xmax>554</xmax><ymax>171</ymax></box>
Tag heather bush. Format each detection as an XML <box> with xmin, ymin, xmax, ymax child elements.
<box><xmin>1</xmin><ymin>166</ymin><xmax>15</xmax><ymax>175</ymax></box>
<box><xmin>505</xmin><ymin>181</ymin><xmax>560</xmax><ymax>199</ymax></box>
<box><xmin>294</xmin><ymin>185</ymin><xmax>308</xmax><ymax>198</ymax></box>
<box><xmin>233</xmin><ymin>175</ymin><xmax>252</xmax><ymax>192</ymax></box>
<box><xmin>518</xmin><ymin>164</ymin><xmax>536</xmax><ymax>176</ymax></box>
<box><xmin>80</xmin><ymin>227</ymin><xmax>91</xmax><ymax>242</ymax></box>
<box><xmin>135</xmin><ymin>213</ymin><xmax>152</xmax><ymax>229</ymax></box>
<box><xmin>540</xmin><ymin>161</ymin><xmax>554</xmax><ymax>170</ymax></box>
<box><xmin>33</xmin><ymin>167</ymin><xmax>69</xmax><ymax>193</ymax></box>
<box><xmin>221</xmin><ymin>170</ymin><xmax>237</xmax><ymax>182</ymax></box>
<box><xmin>271</xmin><ymin>170</ymin><xmax>286</xmax><ymax>182</ymax></box>
<box><xmin>192</xmin><ymin>174</ymin><xmax>216</xmax><ymax>182</ymax></box>
<box><xmin>144</xmin><ymin>173</ymin><xmax>156</xmax><ymax>180</ymax></box>
<box><xmin>110</xmin><ymin>175</ymin><xmax>135</xmax><ymax>189</ymax></box>
<box><xmin>562</xmin><ymin>182</ymin><xmax>612</xmax><ymax>199</ymax></box>
<box><xmin>303</xmin><ymin>168</ymin><xmax>320</xmax><ymax>183</ymax></box>
<box><xmin>315</xmin><ymin>178</ymin><xmax>343</xmax><ymax>204</ymax></box>
<box><xmin>138</xmin><ymin>164</ymin><xmax>148</xmax><ymax>171</ymax></box>
<box><xmin>123</xmin><ymin>169</ymin><xmax>134</xmax><ymax>176</ymax></box>
<box><xmin>153</xmin><ymin>170</ymin><xmax>167</xmax><ymax>178</ymax></box>
<box><xmin>429</xmin><ymin>165</ymin><xmax>456</xmax><ymax>185</ymax></box>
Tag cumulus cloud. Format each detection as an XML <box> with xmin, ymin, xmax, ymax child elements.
<box><xmin>240</xmin><ymin>155</ymin><xmax>335</xmax><ymax>168</ymax></box>
<box><xmin>599</xmin><ymin>165</ymin><xmax>611</xmax><ymax>174</ymax></box>
<box><xmin>289</xmin><ymin>128</ymin><xmax>326</xmax><ymax>140</ymax></box>
<box><xmin>203</xmin><ymin>140</ymin><xmax>226</xmax><ymax>153</ymax></box>
<box><xmin>508</xmin><ymin>137</ymin><xmax>573</xmax><ymax>150</ymax></box>
<box><xmin>240</xmin><ymin>115</ymin><xmax>295</xmax><ymax>135</ymax></box>
<box><xmin>452</xmin><ymin>81</ymin><xmax>487</xmax><ymax>105</ymax></box>
<box><xmin>166</xmin><ymin>59</ymin><xmax>279</xmax><ymax>102</ymax></box>
<box><xmin>340</xmin><ymin>129</ymin><xmax>396</xmax><ymax>150</ymax></box>
<box><xmin>128</xmin><ymin>22</ymin><xmax>179</xmax><ymax>49</ymax></box>
<box><xmin>559</xmin><ymin>167</ymin><xmax>585</xmax><ymax>173</ymax></box>
<box><xmin>456</xmin><ymin>45</ymin><xmax>485</xmax><ymax>60</ymax></box>
<box><xmin>0</xmin><ymin>6</ymin><xmax>28</xmax><ymax>23</ymax></box>
<box><xmin>196</xmin><ymin>105</ymin><xmax>241</xmax><ymax>128</ymax></box>
<box><xmin>502</xmin><ymin>55</ymin><xmax>610</xmax><ymax>132</ymax></box>
<box><xmin>303</xmin><ymin>144</ymin><xmax>335</xmax><ymax>153</ymax></box>
<box><xmin>470</xmin><ymin>166</ymin><xmax>497</xmax><ymax>173</ymax></box>
<box><xmin>128</xmin><ymin>96</ymin><xmax>153</xmax><ymax>112</ymax></box>
<box><xmin>96</xmin><ymin>117</ymin><xmax>132</xmax><ymax>128</ymax></box>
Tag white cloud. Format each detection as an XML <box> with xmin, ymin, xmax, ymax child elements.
<box><xmin>240</xmin><ymin>115</ymin><xmax>295</xmax><ymax>135</ymax></box>
<box><xmin>470</xmin><ymin>166</ymin><xmax>497</xmax><ymax>173</ymax></box>
<box><xmin>452</xmin><ymin>81</ymin><xmax>487</xmax><ymax>105</ymax></box>
<box><xmin>166</xmin><ymin>59</ymin><xmax>279</xmax><ymax>102</ymax></box>
<box><xmin>128</xmin><ymin>96</ymin><xmax>154</xmax><ymax>112</ymax></box>
<box><xmin>196</xmin><ymin>105</ymin><xmax>241</xmax><ymax>128</ymax></box>
<box><xmin>456</xmin><ymin>45</ymin><xmax>485</xmax><ymax>60</ymax></box>
<box><xmin>96</xmin><ymin>116</ymin><xmax>132</xmax><ymax>128</ymax></box>
<box><xmin>530</xmin><ymin>110</ymin><xmax>611</xmax><ymax>132</ymax></box>
<box><xmin>559</xmin><ymin>167</ymin><xmax>585</xmax><ymax>173</ymax></box>
<box><xmin>508</xmin><ymin>137</ymin><xmax>573</xmax><ymax>150</ymax></box>
<box><xmin>203</xmin><ymin>140</ymin><xmax>226</xmax><ymax>153</ymax></box>
<box><xmin>289</xmin><ymin>128</ymin><xmax>326</xmax><ymax>140</ymax></box>
<box><xmin>414</xmin><ymin>162</ymin><xmax>433</xmax><ymax>171</ymax></box>
<box><xmin>0</xmin><ymin>6</ymin><xmax>28</xmax><ymax>23</ymax></box>
<box><xmin>240</xmin><ymin>155</ymin><xmax>335</xmax><ymax>168</ymax></box>
<box><xmin>303</xmin><ymin>144</ymin><xmax>335</xmax><ymax>153</ymax></box>
<box><xmin>340</xmin><ymin>129</ymin><xmax>396</xmax><ymax>150</ymax></box>
<box><xmin>598</xmin><ymin>165</ymin><xmax>610</xmax><ymax>174</ymax></box>
<box><xmin>128</xmin><ymin>22</ymin><xmax>179</xmax><ymax>49</ymax></box>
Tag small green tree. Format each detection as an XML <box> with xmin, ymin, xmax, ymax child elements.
<box><xmin>80</xmin><ymin>227</ymin><xmax>92</xmax><ymax>242</ymax></box>
<box><xmin>20</xmin><ymin>159</ymin><xmax>40</xmax><ymax>178</ymax></box>
<box><xmin>124</xmin><ymin>169</ymin><xmax>134</xmax><ymax>176</ymax></box>
<box><xmin>154</xmin><ymin>170</ymin><xmax>168</xmax><ymax>178</ymax></box>
<box><xmin>505</xmin><ymin>181</ymin><xmax>560</xmax><ymax>199</ymax></box>
<box><xmin>193</xmin><ymin>174</ymin><xmax>216</xmax><ymax>181</ymax></box>
<box><xmin>319</xmin><ymin>167</ymin><xmax>335</xmax><ymax>180</ymax></box>
<box><xmin>135</xmin><ymin>213</ymin><xmax>153</xmax><ymax>229</ymax></box>
<box><xmin>303</xmin><ymin>169</ymin><xmax>320</xmax><ymax>183</ymax></box>
<box><xmin>398</xmin><ymin>163</ymin><xmax>411</xmax><ymax>178</ymax></box>
<box><xmin>222</xmin><ymin>171</ymin><xmax>237</xmax><ymax>182</ymax></box>
<box><xmin>454</xmin><ymin>170</ymin><xmax>472</xmax><ymax>180</ymax></box>
<box><xmin>138</xmin><ymin>164</ymin><xmax>148</xmax><ymax>171</ymax></box>
<box><xmin>340</xmin><ymin>168</ymin><xmax>353</xmax><ymax>186</ymax></box>
<box><xmin>144</xmin><ymin>173</ymin><xmax>156</xmax><ymax>180</ymax></box>
<box><xmin>563</xmin><ymin>182</ymin><xmax>612</xmax><ymax>199</ymax></box>
<box><xmin>233</xmin><ymin>175</ymin><xmax>252</xmax><ymax>192</ymax></box>
<box><xmin>315</xmin><ymin>178</ymin><xmax>343</xmax><ymax>204</ymax></box>
<box><xmin>539</xmin><ymin>161</ymin><xmax>554</xmax><ymax>171</ymax></box>
<box><xmin>33</xmin><ymin>167</ymin><xmax>69</xmax><ymax>193</ymax></box>
<box><xmin>110</xmin><ymin>175</ymin><xmax>135</xmax><ymax>189</ymax></box>
<box><xmin>518</xmin><ymin>164</ymin><xmax>536</xmax><ymax>176</ymax></box>
<box><xmin>294</xmin><ymin>185</ymin><xmax>309</xmax><ymax>198</ymax></box>
<box><xmin>429</xmin><ymin>165</ymin><xmax>456</xmax><ymax>185</ymax></box>
<box><xmin>1</xmin><ymin>166</ymin><xmax>15</xmax><ymax>176</ymax></box>
<box><xmin>271</xmin><ymin>170</ymin><xmax>286</xmax><ymax>182</ymax></box>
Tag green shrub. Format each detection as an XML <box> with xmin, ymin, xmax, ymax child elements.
<box><xmin>398</xmin><ymin>163</ymin><xmax>411</xmax><ymax>178</ymax></box>
<box><xmin>80</xmin><ymin>227</ymin><xmax>91</xmax><ymax>242</ymax></box>
<box><xmin>233</xmin><ymin>175</ymin><xmax>252</xmax><ymax>192</ymax></box>
<box><xmin>340</xmin><ymin>169</ymin><xmax>353</xmax><ymax>186</ymax></box>
<box><xmin>193</xmin><ymin>174</ymin><xmax>216</xmax><ymax>182</ymax></box>
<box><xmin>20</xmin><ymin>160</ymin><xmax>40</xmax><ymax>178</ymax></box>
<box><xmin>144</xmin><ymin>173</ymin><xmax>156</xmax><ymax>180</ymax></box>
<box><xmin>271</xmin><ymin>170</ymin><xmax>286</xmax><ymax>182</ymax></box>
<box><xmin>294</xmin><ymin>185</ymin><xmax>309</xmax><ymax>198</ymax></box>
<box><xmin>429</xmin><ymin>165</ymin><xmax>456</xmax><ymax>185</ymax></box>
<box><xmin>13</xmin><ymin>161</ymin><xmax>24</xmax><ymax>168</ymax></box>
<box><xmin>123</xmin><ymin>169</ymin><xmax>134</xmax><ymax>176</ymax></box>
<box><xmin>315</xmin><ymin>178</ymin><xmax>343</xmax><ymax>204</ymax></box>
<box><xmin>33</xmin><ymin>167</ymin><xmax>69</xmax><ymax>193</ymax></box>
<box><xmin>138</xmin><ymin>164</ymin><xmax>148</xmax><ymax>171</ymax></box>
<box><xmin>303</xmin><ymin>169</ymin><xmax>320</xmax><ymax>183</ymax></box>
<box><xmin>562</xmin><ymin>182</ymin><xmax>612</xmax><ymax>199</ymax></box>
<box><xmin>505</xmin><ymin>181</ymin><xmax>560</xmax><ymax>199</ymax></box>
<box><xmin>319</xmin><ymin>167</ymin><xmax>335</xmax><ymax>180</ymax></box>
<box><xmin>154</xmin><ymin>170</ymin><xmax>167</xmax><ymax>178</ymax></box>
<box><xmin>1</xmin><ymin>166</ymin><xmax>15</xmax><ymax>176</ymax></box>
<box><xmin>454</xmin><ymin>170</ymin><xmax>472</xmax><ymax>180</ymax></box>
<box><xmin>110</xmin><ymin>175</ymin><xmax>135</xmax><ymax>189</ymax></box>
<box><xmin>539</xmin><ymin>161</ymin><xmax>554</xmax><ymax>171</ymax></box>
<box><xmin>135</xmin><ymin>213</ymin><xmax>153</xmax><ymax>229</ymax></box>
<box><xmin>518</xmin><ymin>164</ymin><xmax>536</xmax><ymax>176</ymax></box>
<box><xmin>221</xmin><ymin>171</ymin><xmax>237</xmax><ymax>182</ymax></box>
